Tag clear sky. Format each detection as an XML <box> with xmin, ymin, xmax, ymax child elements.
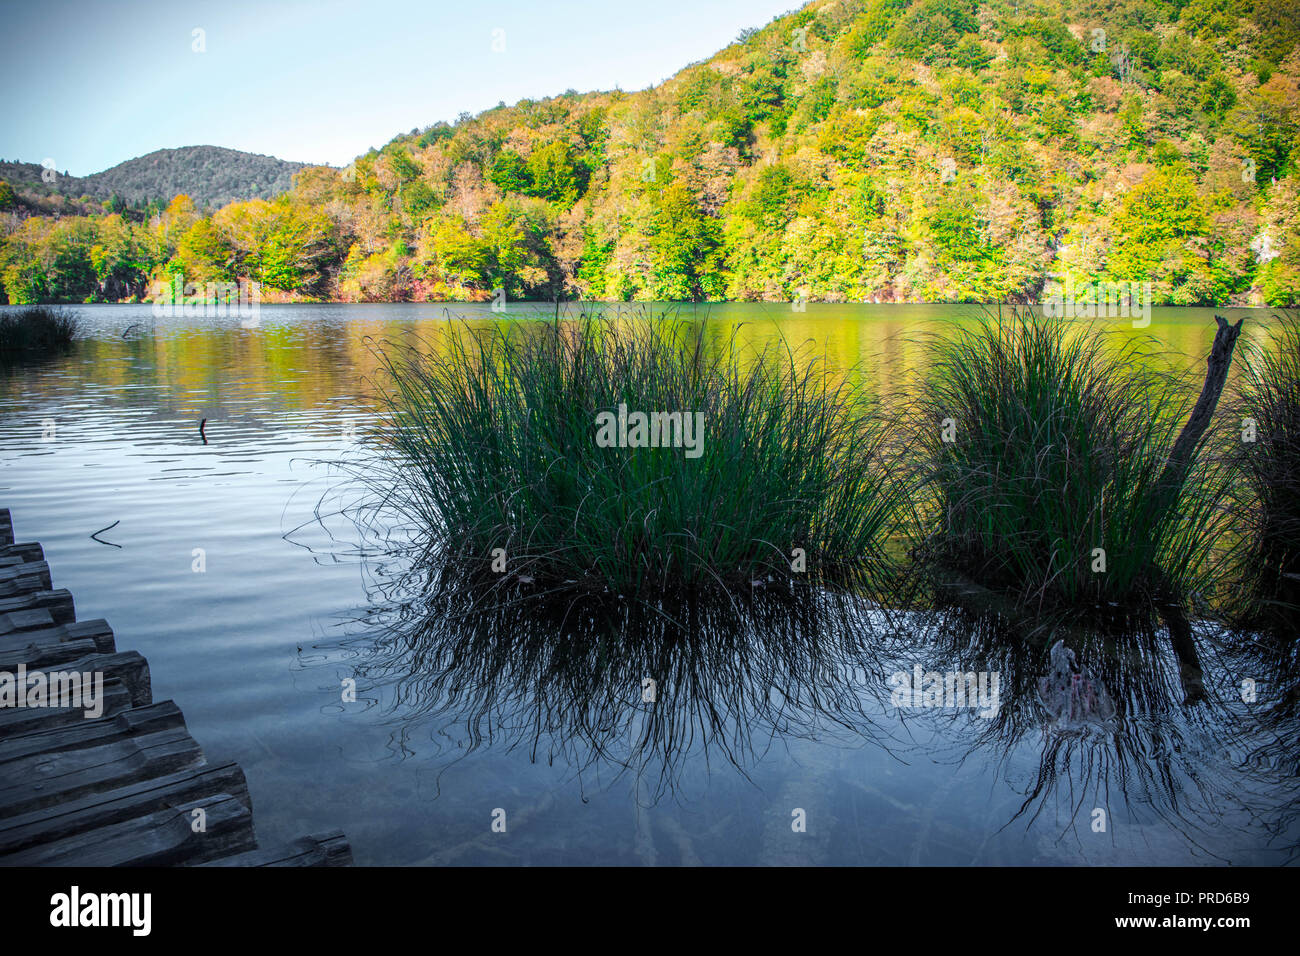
<box><xmin>1</xmin><ymin>0</ymin><xmax>799</xmax><ymax>176</ymax></box>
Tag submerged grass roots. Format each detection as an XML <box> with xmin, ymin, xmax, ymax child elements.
<box><xmin>368</xmin><ymin>314</ymin><xmax>907</xmax><ymax>601</ymax></box>
<box><xmin>912</xmin><ymin>311</ymin><xmax>1227</xmax><ymax>620</ymax></box>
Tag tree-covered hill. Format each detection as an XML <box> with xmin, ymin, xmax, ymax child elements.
<box><xmin>0</xmin><ymin>146</ymin><xmax>310</xmax><ymax>211</ymax></box>
<box><xmin>3</xmin><ymin>0</ymin><xmax>1298</xmax><ymax>306</ymax></box>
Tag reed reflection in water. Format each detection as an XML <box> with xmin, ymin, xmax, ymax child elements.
<box><xmin>326</xmin><ymin>566</ymin><xmax>904</xmax><ymax>802</ymax></box>
<box><xmin>897</xmin><ymin>608</ymin><xmax>1300</xmax><ymax>862</ymax></box>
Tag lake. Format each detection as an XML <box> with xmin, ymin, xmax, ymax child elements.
<box><xmin>1</xmin><ymin>301</ymin><xmax>1294</xmax><ymax>865</ymax></box>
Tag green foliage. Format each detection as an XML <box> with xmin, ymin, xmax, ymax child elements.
<box><xmin>1118</xmin><ymin>93</ymin><xmax>1148</xmax><ymax>147</ymax></box>
<box><xmin>402</xmin><ymin>180</ymin><xmax>439</xmax><ymax>219</ymax></box>
<box><xmin>525</xmin><ymin>142</ymin><xmax>584</xmax><ymax>206</ymax></box>
<box><xmin>888</xmin><ymin>0</ymin><xmax>979</xmax><ymax>58</ymax></box>
<box><xmin>385</xmin><ymin>148</ymin><xmax>421</xmax><ymax>183</ymax></box>
<box><xmin>1225</xmin><ymin>314</ymin><xmax>1300</xmax><ymax>622</ymax></box>
<box><xmin>1105</xmin><ymin>168</ymin><xmax>1240</xmax><ymax>304</ymax></box>
<box><xmin>1180</xmin><ymin>0</ymin><xmax>1239</xmax><ymax>43</ymax></box>
<box><xmin>577</xmin><ymin>232</ymin><xmax>614</xmax><ymax>295</ymax></box>
<box><xmin>417</xmin><ymin>123</ymin><xmax>454</xmax><ymax>148</ymax></box>
<box><xmin>1004</xmin><ymin>16</ymin><xmax>1085</xmax><ymax>67</ymax></box>
<box><xmin>912</xmin><ymin>311</ymin><xmax>1227</xmax><ymax>617</ymax></box>
<box><xmin>738</xmin><ymin>61</ymin><xmax>787</xmax><ymax>121</ymax></box>
<box><xmin>846</xmin><ymin>0</ymin><xmax>908</xmax><ymax>54</ymax></box>
<box><xmin>2</xmin><ymin>0</ymin><xmax>1297</xmax><ymax>306</ymax></box>
<box><xmin>1199</xmin><ymin>74</ymin><xmax>1237</xmax><ymax>118</ymax></box>
<box><xmin>368</xmin><ymin>315</ymin><xmax>906</xmax><ymax>599</ymax></box>
<box><xmin>925</xmin><ymin>183</ymin><xmax>992</xmax><ymax>264</ymax></box>
<box><xmin>489</xmin><ymin>150</ymin><xmax>533</xmax><ymax>194</ymax></box>
<box><xmin>1228</xmin><ymin>79</ymin><xmax>1299</xmax><ymax>183</ymax></box>
<box><xmin>751</xmin><ymin>164</ymin><xmax>797</xmax><ymax>225</ymax></box>
<box><xmin>791</xmin><ymin>77</ymin><xmax>837</xmax><ymax>132</ymax></box>
<box><xmin>1248</xmin><ymin>0</ymin><xmax>1300</xmax><ymax>65</ymax></box>
<box><xmin>648</xmin><ymin>181</ymin><xmax>725</xmax><ymax>300</ymax></box>
<box><xmin>952</xmin><ymin>36</ymin><xmax>993</xmax><ymax>70</ymax></box>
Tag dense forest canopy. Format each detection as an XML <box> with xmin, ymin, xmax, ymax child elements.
<box><xmin>3</xmin><ymin>0</ymin><xmax>1298</xmax><ymax>306</ymax></box>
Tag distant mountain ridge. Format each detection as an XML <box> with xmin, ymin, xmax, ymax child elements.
<box><xmin>0</xmin><ymin>146</ymin><xmax>316</xmax><ymax>208</ymax></box>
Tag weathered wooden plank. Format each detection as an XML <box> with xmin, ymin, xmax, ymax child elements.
<box><xmin>0</xmin><ymin>561</ymin><xmax>52</xmax><ymax>597</ymax></box>
<box><xmin>0</xmin><ymin>725</ymin><xmax>204</xmax><ymax>819</ymax></box>
<box><xmin>0</xmin><ymin>650</ymin><xmax>152</xmax><ymax>744</ymax></box>
<box><xmin>0</xmin><ymin>679</ymin><xmax>133</xmax><ymax>738</ymax></box>
<box><xmin>0</xmin><ymin>589</ymin><xmax>74</xmax><ymax>625</ymax></box>
<box><xmin>0</xmin><ymin>608</ymin><xmax>55</xmax><ymax>635</ymax></box>
<box><xmin>0</xmin><ymin>510</ymin><xmax>13</xmax><ymax>547</ymax></box>
<box><xmin>0</xmin><ymin>760</ymin><xmax>251</xmax><ymax>857</ymax></box>
<box><xmin>201</xmin><ymin>829</ymin><xmax>354</xmax><ymax>867</ymax></box>
<box><xmin>65</xmin><ymin>620</ymin><xmax>116</xmax><ymax>653</ymax></box>
<box><xmin>1</xmin><ymin>793</ymin><xmax>256</xmax><ymax>867</ymax></box>
<box><xmin>0</xmin><ymin>619</ymin><xmax>115</xmax><ymax>656</ymax></box>
<box><xmin>0</xmin><ymin>701</ymin><xmax>185</xmax><ymax>764</ymax></box>
<box><xmin>0</xmin><ymin>638</ymin><xmax>99</xmax><ymax>672</ymax></box>
<box><xmin>0</xmin><ymin>543</ymin><xmax>43</xmax><ymax>564</ymax></box>
<box><xmin>5</xmin><ymin>650</ymin><xmax>153</xmax><ymax>710</ymax></box>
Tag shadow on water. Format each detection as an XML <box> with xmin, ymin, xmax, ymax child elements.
<box><xmin>894</xmin><ymin>607</ymin><xmax>1300</xmax><ymax>862</ymax></box>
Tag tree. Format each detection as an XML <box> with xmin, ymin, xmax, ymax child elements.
<box><xmin>526</xmin><ymin>142</ymin><xmax>584</xmax><ymax>207</ymax></box>
<box><xmin>647</xmin><ymin>180</ymin><xmax>724</xmax><ymax>300</ymax></box>
<box><xmin>489</xmin><ymin>150</ymin><xmax>532</xmax><ymax>194</ymax></box>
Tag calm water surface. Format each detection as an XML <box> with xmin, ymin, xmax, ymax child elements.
<box><xmin>1</xmin><ymin>302</ymin><xmax>1293</xmax><ymax>865</ymax></box>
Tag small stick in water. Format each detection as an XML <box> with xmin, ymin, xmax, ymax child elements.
<box><xmin>200</xmin><ymin>418</ymin><xmax>208</xmax><ymax>445</ymax></box>
<box><xmin>90</xmin><ymin>520</ymin><xmax>122</xmax><ymax>549</ymax></box>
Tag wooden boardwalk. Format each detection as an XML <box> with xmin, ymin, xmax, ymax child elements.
<box><xmin>0</xmin><ymin>507</ymin><xmax>352</xmax><ymax>867</ymax></box>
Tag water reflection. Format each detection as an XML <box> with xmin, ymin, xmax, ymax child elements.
<box><xmin>328</xmin><ymin>567</ymin><xmax>902</xmax><ymax>801</ymax></box>
<box><xmin>902</xmin><ymin>608</ymin><xmax>1300</xmax><ymax>860</ymax></box>
<box><xmin>304</xmin><ymin>505</ymin><xmax>1300</xmax><ymax>861</ymax></box>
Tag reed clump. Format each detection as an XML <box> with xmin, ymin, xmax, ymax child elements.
<box><xmin>909</xmin><ymin>310</ymin><xmax>1228</xmax><ymax>622</ymax></box>
<box><xmin>1227</xmin><ymin>313</ymin><xmax>1300</xmax><ymax>627</ymax></box>
<box><xmin>367</xmin><ymin>313</ymin><xmax>907</xmax><ymax>603</ymax></box>
<box><xmin>0</xmin><ymin>306</ymin><xmax>80</xmax><ymax>361</ymax></box>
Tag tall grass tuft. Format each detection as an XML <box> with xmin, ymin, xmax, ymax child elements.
<box><xmin>0</xmin><ymin>306</ymin><xmax>80</xmax><ymax>362</ymax></box>
<box><xmin>1228</xmin><ymin>313</ymin><xmax>1300</xmax><ymax>627</ymax></box>
<box><xmin>910</xmin><ymin>310</ymin><xmax>1228</xmax><ymax>622</ymax></box>
<box><xmin>363</xmin><ymin>312</ymin><xmax>908</xmax><ymax>604</ymax></box>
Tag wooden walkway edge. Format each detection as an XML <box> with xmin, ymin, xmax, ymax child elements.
<box><xmin>0</xmin><ymin>507</ymin><xmax>352</xmax><ymax>867</ymax></box>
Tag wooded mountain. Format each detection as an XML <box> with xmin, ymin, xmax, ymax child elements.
<box><xmin>0</xmin><ymin>146</ymin><xmax>309</xmax><ymax>209</ymax></box>
<box><xmin>3</xmin><ymin>0</ymin><xmax>1298</xmax><ymax>306</ymax></box>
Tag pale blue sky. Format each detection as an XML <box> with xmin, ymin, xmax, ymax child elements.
<box><xmin>1</xmin><ymin>0</ymin><xmax>799</xmax><ymax>176</ymax></box>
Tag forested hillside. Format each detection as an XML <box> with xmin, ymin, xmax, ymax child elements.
<box><xmin>0</xmin><ymin>146</ymin><xmax>307</xmax><ymax>213</ymax></box>
<box><xmin>3</xmin><ymin>0</ymin><xmax>1298</xmax><ymax>305</ymax></box>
